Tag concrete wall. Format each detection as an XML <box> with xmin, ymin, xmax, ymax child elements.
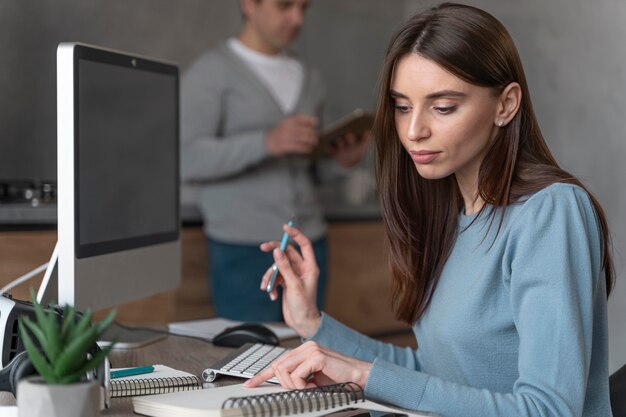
<box><xmin>0</xmin><ymin>0</ymin><xmax>399</xmax><ymax>181</ymax></box>
<box><xmin>0</xmin><ymin>0</ymin><xmax>242</xmax><ymax>180</ymax></box>
<box><xmin>298</xmin><ymin>1</ymin><xmax>406</xmax><ymax>119</ymax></box>
<box><xmin>404</xmin><ymin>0</ymin><xmax>626</xmax><ymax>373</ymax></box>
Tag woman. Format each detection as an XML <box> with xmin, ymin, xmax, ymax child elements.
<box><xmin>246</xmin><ymin>3</ymin><xmax>614</xmax><ymax>416</ymax></box>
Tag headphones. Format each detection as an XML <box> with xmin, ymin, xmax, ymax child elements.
<box><xmin>0</xmin><ymin>347</ymin><xmax>107</xmax><ymax>398</ymax></box>
<box><xmin>0</xmin><ymin>295</ymin><xmax>108</xmax><ymax>399</ymax></box>
<box><xmin>0</xmin><ymin>351</ymin><xmax>38</xmax><ymax>396</ymax></box>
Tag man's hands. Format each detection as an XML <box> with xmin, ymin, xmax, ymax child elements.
<box><xmin>244</xmin><ymin>341</ymin><xmax>372</xmax><ymax>390</ymax></box>
<box><xmin>265</xmin><ymin>115</ymin><xmax>370</xmax><ymax>167</ymax></box>
<box><xmin>265</xmin><ymin>115</ymin><xmax>319</xmax><ymax>156</ymax></box>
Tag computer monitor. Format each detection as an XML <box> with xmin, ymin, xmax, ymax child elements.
<box><xmin>39</xmin><ymin>43</ymin><xmax>180</xmax><ymax>321</ymax></box>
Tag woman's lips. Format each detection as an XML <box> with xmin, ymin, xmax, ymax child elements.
<box><xmin>410</xmin><ymin>150</ymin><xmax>441</xmax><ymax>164</ymax></box>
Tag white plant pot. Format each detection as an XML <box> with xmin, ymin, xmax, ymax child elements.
<box><xmin>16</xmin><ymin>376</ymin><xmax>100</xmax><ymax>417</ymax></box>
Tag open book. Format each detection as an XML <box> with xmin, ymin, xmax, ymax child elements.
<box><xmin>314</xmin><ymin>108</ymin><xmax>374</xmax><ymax>156</ymax></box>
<box><xmin>132</xmin><ymin>382</ymin><xmax>435</xmax><ymax>417</ymax></box>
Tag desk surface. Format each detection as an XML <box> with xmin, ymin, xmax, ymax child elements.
<box><xmin>0</xmin><ymin>331</ymin><xmax>414</xmax><ymax>415</ymax></box>
<box><xmin>0</xmin><ymin>334</ymin><xmax>256</xmax><ymax>416</ymax></box>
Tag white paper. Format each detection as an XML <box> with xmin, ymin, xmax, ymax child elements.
<box><xmin>132</xmin><ymin>383</ymin><xmax>283</xmax><ymax>417</ymax></box>
<box><xmin>168</xmin><ymin>318</ymin><xmax>299</xmax><ymax>341</ymax></box>
<box><xmin>131</xmin><ymin>383</ymin><xmax>436</xmax><ymax>417</ymax></box>
<box><xmin>0</xmin><ymin>406</ymin><xmax>17</xmax><ymax>417</ymax></box>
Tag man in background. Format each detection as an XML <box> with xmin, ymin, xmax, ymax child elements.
<box><xmin>181</xmin><ymin>0</ymin><xmax>368</xmax><ymax>321</ymax></box>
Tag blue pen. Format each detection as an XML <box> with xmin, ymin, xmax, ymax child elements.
<box><xmin>266</xmin><ymin>217</ymin><xmax>295</xmax><ymax>293</ymax></box>
<box><xmin>110</xmin><ymin>365</ymin><xmax>155</xmax><ymax>379</ymax></box>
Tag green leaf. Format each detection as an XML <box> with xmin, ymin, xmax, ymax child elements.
<box><xmin>60</xmin><ymin>305</ymin><xmax>76</xmax><ymax>342</ymax></box>
<box><xmin>21</xmin><ymin>316</ymin><xmax>60</xmax><ymax>370</ymax></box>
<box><xmin>20</xmin><ymin>316</ymin><xmax>58</xmax><ymax>360</ymax></box>
<box><xmin>68</xmin><ymin>309</ymin><xmax>92</xmax><ymax>341</ymax></box>
<box><xmin>55</xmin><ymin>308</ymin><xmax>116</xmax><ymax>378</ymax></box>
<box><xmin>21</xmin><ymin>291</ymin><xmax>117</xmax><ymax>382</ymax></box>
<box><xmin>43</xmin><ymin>310</ymin><xmax>61</xmax><ymax>362</ymax></box>
<box><xmin>19</xmin><ymin>322</ymin><xmax>57</xmax><ymax>383</ymax></box>
<box><xmin>57</xmin><ymin>344</ymin><xmax>115</xmax><ymax>384</ymax></box>
<box><xmin>19</xmin><ymin>317</ymin><xmax>47</xmax><ymax>351</ymax></box>
<box><xmin>28</xmin><ymin>289</ymin><xmax>63</xmax><ymax>363</ymax></box>
<box><xmin>53</xmin><ymin>326</ymin><xmax>100</xmax><ymax>376</ymax></box>
<box><xmin>30</xmin><ymin>288</ymin><xmax>47</xmax><ymax>328</ymax></box>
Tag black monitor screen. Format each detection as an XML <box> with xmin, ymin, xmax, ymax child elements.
<box><xmin>75</xmin><ymin>50</ymin><xmax>178</xmax><ymax>258</ymax></box>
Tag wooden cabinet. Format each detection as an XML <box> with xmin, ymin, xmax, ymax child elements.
<box><xmin>0</xmin><ymin>229</ymin><xmax>57</xmax><ymax>300</ymax></box>
<box><xmin>0</xmin><ymin>222</ymin><xmax>411</xmax><ymax>339</ymax></box>
<box><xmin>0</xmin><ymin>228</ymin><xmax>207</xmax><ymax>323</ymax></box>
<box><xmin>325</xmin><ymin>222</ymin><xmax>410</xmax><ymax>336</ymax></box>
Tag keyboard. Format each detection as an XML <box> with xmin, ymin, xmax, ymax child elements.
<box><xmin>202</xmin><ymin>343</ymin><xmax>287</xmax><ymax>384</ymax></box>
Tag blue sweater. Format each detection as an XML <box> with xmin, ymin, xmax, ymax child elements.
<box><xmin>311</xmin><ymin>183</ymin><xmax>611</xmax><ymax>416</ymax></box>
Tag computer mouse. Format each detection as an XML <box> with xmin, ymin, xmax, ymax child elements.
<box><xmin>212</xmin><ymin>323</ymin><xmax>280</xmax><ymax>348</ymax></box>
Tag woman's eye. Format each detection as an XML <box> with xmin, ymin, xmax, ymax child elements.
<box><xmin>394</xmin><ymin>104</ymin><xmax>411</xmax><ymax>113</ymax></box>
<box><xmin>434</xmin><ymin>106</ymin><xmax>456</xmax><ymax>115</ymax></box>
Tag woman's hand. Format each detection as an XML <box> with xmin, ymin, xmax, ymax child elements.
<box><xmin>244</xmin><ymin>341</ymin><xmax>372</xmax><ymax>390</ymax></box>
<box><xmin>260</xmin><ymin>225</ymin><xmax>321</xmax><ymax>338</ymax></box>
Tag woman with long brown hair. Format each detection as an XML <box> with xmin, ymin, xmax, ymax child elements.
<box><xmin>246</xmin><ymin>3</ymin><xmax>613</xmax><ymax>416</ymax></box>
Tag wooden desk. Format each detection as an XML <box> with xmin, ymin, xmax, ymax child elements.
<box><xmin>0</xmin><ymin>333</ymin><xmax>415</xmax><ymax>417</ymax></box>
<box><xmin>0</xmin><ymin>330</ymin><xmax>415</xmax><ymax>415</ymax></box>
<box><xmin>0</xmin><ymin>334</ymin><xmax>246</xmax><ymax>416</ymax></box>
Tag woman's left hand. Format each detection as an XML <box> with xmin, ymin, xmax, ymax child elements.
<box><xmin>260</xmin><ymin>225</ymin><xmax>322</xmax><ymax>338</ymax></box>
<box><xmin>244</xmin><ymin>341</ymin><xmax>372</xmax><ymax>390</ymax></box>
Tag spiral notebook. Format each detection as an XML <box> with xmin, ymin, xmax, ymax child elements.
<box><xmin>132</xmin><ymin>382</ymin><xmax>435</xmax><ymax>417</ymax></box>
<box><xmin>110</xmin><ymin>364</ymin><xmax>203</xmax><ymax>397</ymax></box>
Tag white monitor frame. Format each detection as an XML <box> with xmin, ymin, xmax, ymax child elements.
<box><xmin>41</xmin><ymin>43</ymin><xmax>181</xmax><ymax>313</ymax></box>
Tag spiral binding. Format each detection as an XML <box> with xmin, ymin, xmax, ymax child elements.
<box><xmin>221</xmin><ymin>382</ymin><xmax>364</xmax><ymax>417</ymax></box>
<box><xmin>110</xmin><ymin>375</ymin><xmax>203</xmax><ymax>397</ymax></box>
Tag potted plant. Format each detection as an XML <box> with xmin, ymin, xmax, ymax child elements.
<box><xmin>16</xmin><ymin>290</ymin><xmax>116</xmax><ymax>417</ymax></box>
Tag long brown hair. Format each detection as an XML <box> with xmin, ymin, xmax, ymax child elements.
<box><xmin>374</xmin><ymin>3</ymin><xmax>614</xmax><ymax>324</ymax></box>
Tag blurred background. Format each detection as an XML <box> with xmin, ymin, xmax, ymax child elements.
<box><xmin>0</xmin><ymin>0</ymin><xmax>624</xmax><ymax>373</ymax></box>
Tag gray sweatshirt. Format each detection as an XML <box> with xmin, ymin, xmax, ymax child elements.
<box><xmin>181</xmin><ymin>42</ymin><xmax>328</xmax><ymax>244</ymax></box>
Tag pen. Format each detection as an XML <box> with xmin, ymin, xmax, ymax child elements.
<box><xmin>110</xmin><ymin>365</ymin><xmax>155</xmax><ymax>379</ymax></box>
<box><xmin>266</xmin><ymin>217</ymin><xmax>295</xmax><ymax>293</ymax></box>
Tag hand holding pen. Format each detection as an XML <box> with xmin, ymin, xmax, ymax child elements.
<box><xmin>259</xmin><ymin>220</ymin><xmax>322</xmax><ymax>338</ymax></box>
<box><xmin>265</xmin><ymin>215</ymin><xmax>295</xmax><ymax>294</ymax></box>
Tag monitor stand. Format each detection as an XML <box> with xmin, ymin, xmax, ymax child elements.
<box><xmin>38</xmin><ymin>242</ymin><xmax>166</xmax><ymax>349</ymax></box>
<box><xmin>37</xmin><ymin>242</ymin><xmax>59</xmax><ymax>307</ymax></box>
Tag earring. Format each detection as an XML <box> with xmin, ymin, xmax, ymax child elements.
<box><xmin>497</xmin><ymin>120</ymin><xmax>504</xmax><ymax>127</ymax></box>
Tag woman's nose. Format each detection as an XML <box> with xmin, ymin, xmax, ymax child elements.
<box><xmin>406</xmin><ymin>112</ymin><xmax>430</xmax><ymax>142</ymax></box>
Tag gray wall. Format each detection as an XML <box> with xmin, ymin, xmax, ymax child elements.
<box><xmin>405</xmin><ymin>0</ymin><xmax>626</xmax><ymax>373</ymax></box>
<box><xmin>0</xmin><ymin>0</ymin><xmax>400</xmax><ymax>181</ymax></box>
<box><xmin>0</xmin><ymin>0</ymin><xmax>242</xmax><ymax>180</ymax></box>
<box><xmin>299</xmin><ymin>1</ymin><xmax>406</xmax><ymax>119</ymax></box>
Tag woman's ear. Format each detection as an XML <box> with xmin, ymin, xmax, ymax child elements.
<box><xmin>494</xmin><ymin>82</ymin><xmax>521</xmax><ymax>127</ymax></box>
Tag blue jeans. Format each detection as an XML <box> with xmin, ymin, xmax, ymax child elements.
<box><xmin>207</xmin><ymin>238</ymin><xmax>327</xmax><ymax>322</ymax></box>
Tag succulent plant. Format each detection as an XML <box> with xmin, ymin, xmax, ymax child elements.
<box><xmin>18</xmin><ymin>289</ymin><xmax>116</xmax><ymax>384</ymax></box>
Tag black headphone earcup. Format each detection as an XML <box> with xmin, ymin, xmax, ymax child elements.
<box><xmin>0</xmin><ymin>352</ymin><xmax>35</xmax><ymax>395</ymax></box>
<box><xmin>1</xmin><ymin>349</ymin><xmax>106</xmax><ymax>396</ymax></box>
<box><xmin>9</xmin><ymin>351</ymin><xmax>38</xmax><ymax>396</ymax></box>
